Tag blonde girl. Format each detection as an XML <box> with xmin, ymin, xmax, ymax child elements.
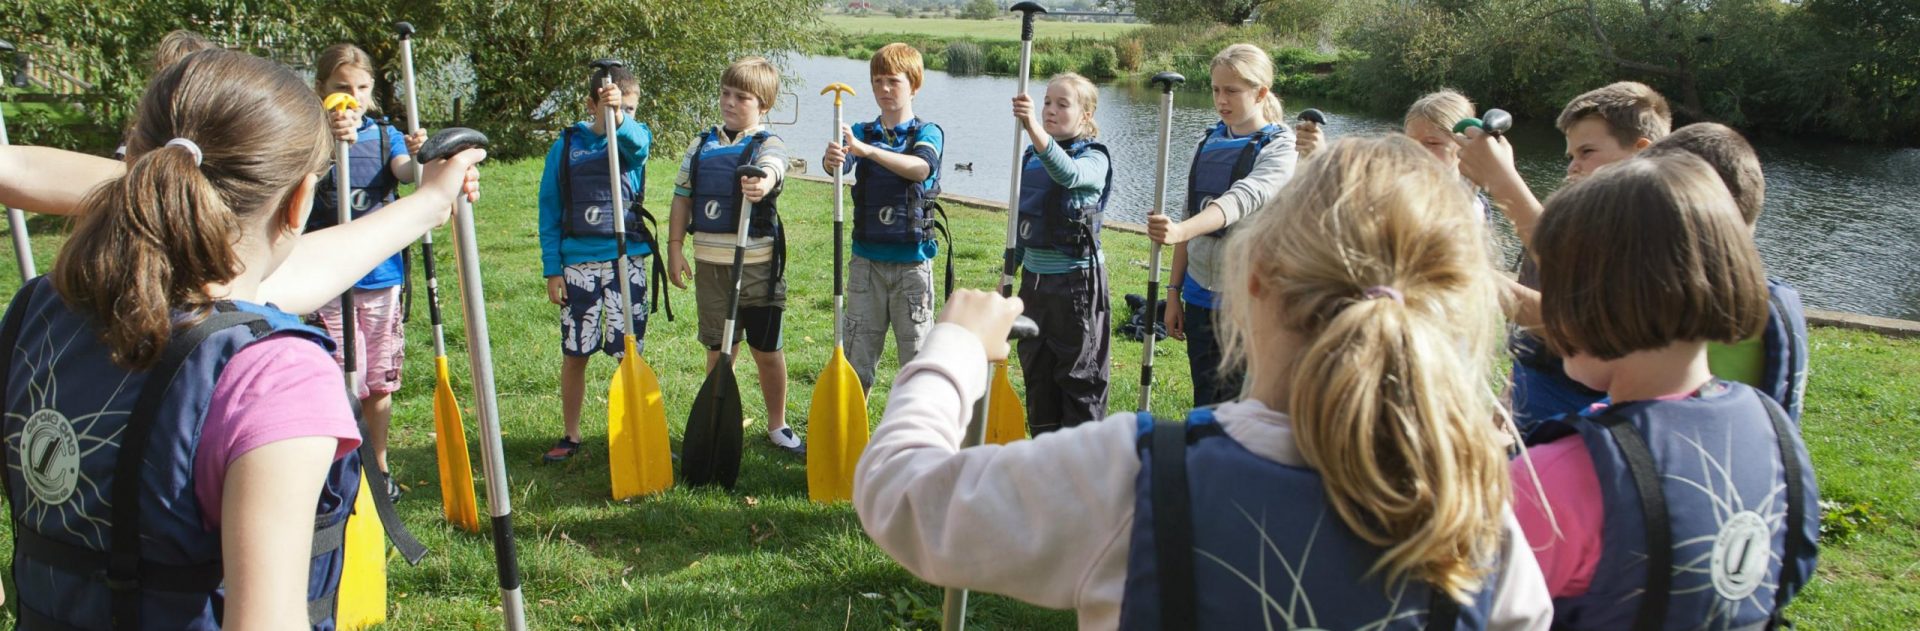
<box><xmin>856</xmin><ymin>135</ymin><xmax>1551</xmax><ymax>629</ymax></box>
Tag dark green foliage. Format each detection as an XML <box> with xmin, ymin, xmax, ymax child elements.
<box><xmin>945</xmin><ymin>40</ymin><xmax>986</xmax><ymax>76</ymax></box>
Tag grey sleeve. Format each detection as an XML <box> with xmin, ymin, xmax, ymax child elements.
<box><xmin>755</xmin><ymin>133</ymin><xmax>791</xmax><ymax>184</ymax></box>
<box><xmin>1214</xmin><ymin>133</ymin><xmax>1298</xmax><ymax>227</ymax></box>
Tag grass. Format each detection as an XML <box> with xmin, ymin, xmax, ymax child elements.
<box><xmin>823</xmin><ymin>14</ymin><xmax>1142</xmax><ymax>41</ymax></box>
<box><xmin>0</xmin><ymin>157</ymin><xmax>1915</xmax><ymax>628</ymax></box>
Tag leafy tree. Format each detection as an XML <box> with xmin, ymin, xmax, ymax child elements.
<box><xmin>960</xmin><ymin>0</ymin><xmax>1000</xmax><ymax>20</ymax></box>
<box><xmin>1134</xmin><ymin>0</ymin><xmax>1273</xmax><ymax>25</ymax></box>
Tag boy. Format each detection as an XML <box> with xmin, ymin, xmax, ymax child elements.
<box><xmin>1455</xmin><ymin>81</ymin><xmax>1671</xmax><ymax>429</ymax></box>
<box><xmin>666</xmin><ymin>56</ymin><xmax>802</xmax><ymax>454</ymax></box>
<box><xmin>537</xmin><ymin>63</ymin><xmax>654</xmax><ymax>462</ymax></box>
<box><xmin>821</xmin><ymin>43</ymin><xmax>946</xmax><ymax>391</ymax></box>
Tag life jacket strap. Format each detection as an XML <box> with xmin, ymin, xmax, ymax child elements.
<box><xmin>1594</xmin><ymin>412</ymin><xmax>1673</xmax><ymax>631</ymax></box>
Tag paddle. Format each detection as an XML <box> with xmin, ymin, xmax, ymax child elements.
<box><xmin>1453</xmin><ymin>108</ymin><xmax>1513</xmax><ymax>136</ymax></box>
<box><xmin>0</xmin><ymin>39</ymin><xmax>32</xmax><ymax>282</ymax></box>
<box><xmin>983</xmin><ymin>1</ymin><xmax>1047</xmax><ymax>446</ymax></box>
<box><xmin>394</xmin><ymin>21</ymin><xmax>479</xmax><ymax>533</ymax></box>
<box><xmin>942</xmin><ymin>314</ymin><xmax>1042</xmax><ymax>631</ymax></box>
<box><xmin>807</xmin><ymin>82</ymin><xmax>869</xmax><ymax>503</ymax></box>
<box><xmin>589</xmin><ymin>60</ymin><xmax>675</xmax><ymax>500</ymax></box>
<box><xmin>322</xmin><ymin>93</ymin><xmax>364</xmax><ymax>401</ymax></box>
<box><xmin>683</xmin><ymin>163</ymin><xmax>766</xmax><ymax>489</ymax></box>
<box><xmin>1137</xmin><ymin>71</ymin><xmax>1184</xmax><ymax>414</ymax></box>
<box><xmin>417</xmin><ymin>127</ymin><xmax>527</xmax><ymax>630</ymax></box>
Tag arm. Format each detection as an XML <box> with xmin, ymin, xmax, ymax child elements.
<box><xmin>1211</xmin><ymin>134</ymin><xmax>1296</xmax><ymax>228</ymax></box>
<box><xmin>1502</xmin><ymin>276</ymin><xmax>1542</xmax><ymax>330</ymax></box>
<box><xmin>1488</xmin><ymin>511</ymin><xmax>1555</xmax><ymax>630</ymax></box>
<box><xmin>536</xmin><ymin>138</ymin><xmax>566</xmax><ymax>278</ymax></box>
<box><xmin>1035</xmin><ymin>137</ymin><xmax>1109</xmax><ymax>192</ymax></box>
<box><xmin>0</xmin><ymin>146</ymin><xmax>122</xmax><ymax>215</ymax></box>
<box><xmin>388</xmin><ymin>125</ymin><xmax>425</xmax><ymax>184</ymax></box>
<box><xmin>1456</xmin><ymin>129</ymin><xmax>1543</xmax><ymax>245</ymax></box>
<box><xmin>615</xmin><ymin>118</ymin><xmax>652</xmax><ymax>170</ymax></box>
<box><xmin>218</xmin><ymin>436</ymin><xmax>338</xmax><ymax>629</ymax></box>
<box><xmin>741</xmin><ymin>134</ymin><xmax>790</xmax><ymax>202</ymax></box>
<box><xmin>1164</xmin><ymin>243</ymin><xmax>1188</xmax><ymax>340</ymax></box>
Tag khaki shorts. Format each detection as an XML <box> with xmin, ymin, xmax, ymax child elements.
<box><xmin>695</xmin><ymin>260</ymin><xmax>785</xmax><ymax>351</ymax></box>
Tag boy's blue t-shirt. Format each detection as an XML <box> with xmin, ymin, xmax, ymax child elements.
<box><xmin>538</xmin><ymin>118</ymin><xmax>653</xmax><ymax>277</ymax></box>
<box><xmin>351</xmin><ymin>118</ymin><xmax>411</xmax><ymax>290</ymax></box>
<box><xmin>1180</xmin><ymin>271</ymin><xmax>1218</xmax><ymax>310</ymax></box>
<box><xmin>847</xmin><ymin>118</ymin><xmax>943</xmax><ymax>264</ymax></box>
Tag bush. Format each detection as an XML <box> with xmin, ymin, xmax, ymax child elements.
<box><xmin>960</xmin><ymin>0</ymin><xmax>997</xmax><ymax>20</ymax></box>
<box><xmin>945</xmin><ymin>40</ymin><xmax>986</xmax><ymax>76</ymax></box>
<box><xmin>985</xmin><ymin>45</ymin><xmax>1021</xmax><ymax>75</ymax></box>
<box><xmin>1115</xmin><ymin>37</ymin><xmax>1145</xmax><ymax>71</ymax></box>
<box><xmin>1080</xmin><ymin>45</ymin><xmax>1118</xmax><ymax>79</ymax></box>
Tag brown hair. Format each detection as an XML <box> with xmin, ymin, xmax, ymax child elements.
<box><xmin>313</xmin><ymin>43</ymin><xmax>377</xmax><ymax>109</ymax></box>
<box><xmin>152</xmin><ymin>30</ymin><xmax>215</xmax><ymax>73</ymax></box>
<box><xmin>588</xmin><ymin>62</ymin><xmax>639</xmax><ymax>103</ymax></box>
<box><xmin>1555</xmin><ymin>81</ymin><xmax>1672</xmax><ymax>148</ymax></box>
<box><xmin>1642</xmin><ymin>122</ymin><xmax>1765</xmax><ymax>226</ymax></box>
<box><xmin>1220</xmin><ymin>135</ymin><xmax>1509</xmax><ymax>602</ymax></box>
<box><xmin>723</xmin><ymin>56</ymin><xmax>780</xmax><ymax>114</ymax></box>
<box><xmin>54</xmin><ymin>50</ymin><xmax>331</xmax><ymax>369</ymax></box>
<box><xmin>1534</xmin><ymin>153</ymin><xmax>1769</xmax><ymax>360</ymax></box>
<box><xmin>871</xmin><ymin>43</ymin><xmax>924</xmax><ymax>90</ymax></box>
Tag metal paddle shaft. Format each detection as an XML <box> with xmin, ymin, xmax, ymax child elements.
<box><xmin>1139</xmin><ymin>72</ymin><xmax>1183</xmax><ymax>413</ymax></box>
<box><xmin>823</xmin><ymin>83</ymin><xmax>855</xmax><ymax>347</ymax></box>
<box><xmin>721</xmin><ymin>164</ymin><xmax>764</xmax><ymax>352</ymax></box>
<box><xmin>942</xmin><ymin>315</ymin><xmax>1041</xmax><ymax>631</ymax></box>
<box><xmin>395</xmin><ymin>22</ymin><xmax>449</xmax><ymax>359</ymax></box>
<box><xmin>591</xmin><ymin>61</ymin><xmax>639</xmax><ymax>331</ymax></box>
<box><xmin>417</xmin><ymin>128</ymin><xmax>527</xmax><ymax>631</ymax></box>
<box><xmin>323</xmin><ymin>93</ymin><xmax>362</xmax><ymax>397</ymax></box>
<box><xmin>0</xmin><ymin>39</ymin><xmax>32</xmax><ymax>282</ymax></box>
<box><xmin>999</xmin><ymin>2</ymin><xmax>1047</xmax><ymax>299</ymax></box>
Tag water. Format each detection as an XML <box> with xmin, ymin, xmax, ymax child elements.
<box><xmin>779</xmin><ymin>54</ymin><xmax>1920</xmax><ymax>321</ymax></box>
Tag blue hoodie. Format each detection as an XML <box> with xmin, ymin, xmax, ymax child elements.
<box><xmin>538</xmin><ymin>118</ymin><xmax>653</xmax><ymax>277</ymax></box>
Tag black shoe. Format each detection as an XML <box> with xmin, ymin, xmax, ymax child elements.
<box><xmin>543</xmin><ymin>437</ymin><xmax>583</xmax><ymax>463</ymax></box>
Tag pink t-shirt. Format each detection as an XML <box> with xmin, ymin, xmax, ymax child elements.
<box><xmin>193</xmin><ymin>333</ymin><xmax>362</xmax><ymax>529</ymax></box>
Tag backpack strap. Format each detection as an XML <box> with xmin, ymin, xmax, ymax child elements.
<box><xmin>1426</xmin><ymin>588</ymin><xmax>1461</xmax><ymax>631</ymax></box>
<box><xmin>1148</xmin><ymin>411</ymin><xmax>1198</xmax><ymax>631</ymax></box>
<box><xmin>1765</xmin><ymin>286</ymin><xmax>1807</xmax><ymax>421</ymax></box>
<box><xmin>635</xmin><ymin>203</ymin><xmax>674</xmax><ymax>322</ymax></box>
<box><xmin>1764</xmin><ymin>392</ymin><xmax>1809</xmax><ymax>629</ymax></box>
<box><xmin>1230</xmin><ymin>128</ymin><xmax>1271</xmax><ymax>182</ymax></box>
<box><xmin>559</xmin><ymin>129</ymin><xmax>576</xmax><ymax>236</ymax></box>
<box><xmin>930</xmin><ymin>202</ymin><xmax>955</xmax><ymax>302</ymax></box>
<box><xmin>1593</xmin><ymin>411</ymin><xmax>1671</xmax><ymax>631</ymax></box>
<box><xmin>353</xmin><ymin>394</ymin><xmax>428</xmax><ymax>565</ymax></box>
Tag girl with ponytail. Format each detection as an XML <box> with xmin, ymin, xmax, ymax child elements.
<box><xmin>856</xmin><ymin>135</ymin><xmax>1550</xmax><ymax>629</ymax></box>
<box><xmin>0</xmin><ymin>49</ymin><xmax>482</xmax><ymax>627</ymax></box>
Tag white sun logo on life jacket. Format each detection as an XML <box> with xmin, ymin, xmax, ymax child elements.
<box><xmin>584</xmin><ymin>205</ymin><xmax>603</xmax><ymax>227</ymax></box>
<box><xmin>878</xmin><ymin>205</ymin><xmax>896</xmax><ymax>226</ymax></box>
<box><xmin>350</xmin><ymin>189</ymin><xmax>371</xmax><ymax>212</ymax></box>
<box><xmin>1019</xmin><ymin>219</ymin><xmax>1033</xmax><ymax>240</ymax></box>
<box><xmin>21</xmin><ymin>409</ymin><xmax>79</xmax><ymax>506</ymax></box>
<box><xmin>704</xmin><ymin>200</ymin><xmax>722</xmax><ymax>220</ymax></box>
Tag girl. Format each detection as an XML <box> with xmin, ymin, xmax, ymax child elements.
<box><xmin>0</xmin><ymin>49</ymin><xmax>481</xmax><ymax>628</ymax></box>
<box><xmin>1513</xmin><ymin>153</ymin><xmax>1819</xmax><ymax>629</ymax></box>
<box><xmin>1010</xmin><ymin>72</ymin><xmax>1112</xmax><ymax>433</ymax></box>
<box><xmin>857</xmin><ymin>136</ymin><xmax>1551</xmax><ymax>629</ymax></box>
<box><xmin>1144</xmin><ymin>43</ymin><xmax>1298</xmax><ymax>406</ymax></box>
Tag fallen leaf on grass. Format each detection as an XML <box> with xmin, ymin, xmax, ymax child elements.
<box><xmin>539</xmin><ymin>599</ymin><xmax>557</xmax><ymax>607</ymax></box>
<box><xmin>743</xmin><ymin>495</ymin><xmax>760</xmax><ymax>507</ymax></box>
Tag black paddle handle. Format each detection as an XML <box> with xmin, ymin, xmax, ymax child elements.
<box><xmin>1298</xmin><ymin>108</ymin><xmax>1328</xmax><ymax>126</ymax></box>
<box><xmin>1012</xmin><ymin>2</ymin><xmax>1047</xmax><ymax>41</ymax></box>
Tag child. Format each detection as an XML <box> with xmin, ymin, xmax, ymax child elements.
<box><xmin>307</xmin><ymin>43</ymin><xmax>429</xmax><ymax>497</ymax></box>
<box><xmin>0</xmin><ymin>49</ymin><xmax>481</xmax><ymax>628</ymax></box>
<box><xmin>855</xmin><ymin>136</ymin><xmax>1550</xmax><ymax>628</ymax></box>
<box><xmin>821</xmin><ymin>43</ymin><xmax>946</xmax><ymax>391</ymax></box>
<box><xmin>115</xmin><ymin>30</ymin><xmax>217</xmax><ymax>161</ymax></box>
<box><xmin>1643</xmin><ymin>123</ymin><xmax>1810</xmax><ymax>420</ymax></box>
<box><xmin>666</xmin><ymin>56</ymin><xmax>801</xmax><ymax>453</ymax></box>
<box><xmin>1011</xmin><ymin>72</ymin><xmax>1113</xmax><ymax>432</ymax></box>
<box><xmin>1513</xmin><ymin>152</ymin><xmax>1819</xmax><ymax>628</ymax></box>
<box><xmin>1457</xmin><ymin>81</ymin><xmax>1672</xmax><ymax>429</ymax></box>
<box><xmin>537</xmin><ymin>61</ymin><xmax>654</xmax><ymax>462</ymax></box>
<box><xmin>1144</xmin><ymin>44</ymin><xmax>1296</xmax><ymax>407</ymax></box>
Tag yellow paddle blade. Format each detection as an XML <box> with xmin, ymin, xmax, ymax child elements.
<box><xmin>432</xmin><ymin>357</ymin><xmax>479</xmax><ymax>532</ymax></box>
<box><xmin>336</xmin><ymin>471</ymin><xmax>387</xmax><ymax>630</ymax></box>
<box><xmin>806</xmin><ymin>346</ymin><xmax>869</xmax><ymax>503</ymax></box>
<box><xmin>985</xmin><ymin>362</ymin><xmax>1028</xmax><ymax>445</ymax></box>
<box><xmin>610</xmin><ymin>335</ymin><xmax>673</xmax><ymax>499</ymax></box>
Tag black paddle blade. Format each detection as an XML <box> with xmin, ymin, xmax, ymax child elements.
<box><xmin>683</xmin><ymin>359</ymin><xmax>744</xmax><ymax>489</ymax></box>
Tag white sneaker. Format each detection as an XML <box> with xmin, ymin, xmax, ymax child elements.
<box><xmin>768</xmin><ymin>427</ymin><xmax>805</xmax><ymax>454</ymax></box>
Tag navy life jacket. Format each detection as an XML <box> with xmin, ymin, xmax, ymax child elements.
<box><xmin>558</xmin><ymin>126</ymin><xmax>646</xmax><ymax>239</ymax></box>
<box><xmin>0</xmin><ymin>277</ymin><xmax>359</xmax><ymax>630</ymax></box>
<box><xmin>1017</xmin><ymin>139</ymin><xmax>1111</xmax><ymax>259</ymax></box>
<box><xmin>1185</xmin><ymin>122</ymin><xmax>1279</xmax><ymax>239</ymax></box>
<box><xmin>688</xmin><ymin>128</ymin><xmax>780</xmax><ymax>239</ymax></box>
<box><xmin>308</xmin><ymin>119</ymin><xmax>396</xmax><ymax>231</ymax></box>
<box><xmin>1529</xmin><ymin>381</ymin><xmax>1819</xmax><ymax>630</ymax></box>
<box><xmin>1761</xmin><ymin>279</ymin><xmax>1809</xmax><ymax>423</ymax></box>
<box><xmin>1120</xmin><ymin>408</ymin><xmax>1496</xmax><ymax>630</ymax></box>
<box><xmin>851</xmin><ymin>119</ymin><xmax>943</xmax><ymax>244</ymax></box>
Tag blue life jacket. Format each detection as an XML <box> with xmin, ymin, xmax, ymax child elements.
<box><xmin>308</xmin><ymin>119</ymin><xmax>396</xmax><ymax>231</ymax></box>
<box><xmin>1761</xmin><ymin>279</ymin><xmax>1809</xmax><ymax>423</ymax></box>
<box><xmin>1120</xmin><ymin>408</ymin><xmax>1496</xmax><ymax>630</ymax></box>
<box><xmin>559</xmin><ymin>127</ymin><xmax>646</xmax><ymax>239</ymax></box>
<box><xmin>688</xmin><ymin>128</ymin><xmax>780</xmax><ymax>239</ymax></box>
<box><xmin>1185</xmin><ymin>122</ymin><xmax>1279</xmax><ymax>238</ymax></box>
<box><xmin>1017</xmin><ymin>139</ymin><xmax>1111</xmax><ymax>259</ymax></box>
<box><xmin>851</xmin><ymin>119</ymin><xmax>943</xmax><ymax>244</ymax></box>
<box><xmin>0</xmin><ymin>277</ymin><xmax>360</xmax><ymax>630</ymax></box>
<box><xmin>1529</xmin><ymin>381</ymin><xmax>1818</xmax><ymax>630</ymax></box>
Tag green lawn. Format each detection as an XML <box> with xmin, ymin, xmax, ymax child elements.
<box><xmin>0</xmin><ymin>156</ymin><xmax>1914</xmax><ymax>628</ymax></box>
<box><xmin>824</xmin><ymin>14</ymin><xmax>1142</xmax><ymax>41</ymax></box>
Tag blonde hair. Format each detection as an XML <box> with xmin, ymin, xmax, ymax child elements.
<box><xmin>1218</xmin><ymin>135</ymin><xmax>1510</xmax><ymax>602</ymax></box>
<box><xmin>1047</xmin><ymin>72</ymin><xmax>1100</xmax><ymax>138</ymax></box>
<box><xmin>1404</xmin><ymin>89</ymin><xmax>1474</xmax><ymax>136</ymax></box>
<box><xmin>724</xmin><ymin>56</ymin><xmax>780</xmax><ymax>114</ymax></box>
<box><xmin>1211</xmin><ymin>43</ymin><xmax>1284</xmax><ymax>124</ymax></box>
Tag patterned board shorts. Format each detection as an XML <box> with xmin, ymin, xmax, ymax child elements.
<box><xmin>561</xmin><ymin>256</ymin><xmax>651</xmax><ymax>358</ymax></box>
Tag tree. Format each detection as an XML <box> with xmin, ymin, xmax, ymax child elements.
<box><xmin>1134</xmin><ymin>0</ymin><xmax>1273</xmax><ymax>25</ymax></box>
<box><xmin>960</xmin><ymin>0</ymin><xmax>999</xmax><ymax>20</ymax></box>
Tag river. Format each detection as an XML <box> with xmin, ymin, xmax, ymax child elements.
<box><xmin>776</xmin><ymin>54</ymin><xmax>1920</xmax><ymax>321</ymax></box>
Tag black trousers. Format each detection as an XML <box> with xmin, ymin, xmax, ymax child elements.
<box><xmin>1018</xmin><ymin>265</ymin><xmax>1112</xmax><ymax>434</ymax></box>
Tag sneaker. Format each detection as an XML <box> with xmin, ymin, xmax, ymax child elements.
<box><xmin>543</xmin><ymin>437</ymin><xmax>582</xmax><ymax>463</ymax></box>
<box><xmin>768</xmin><ymin>427</ymin><xmax>805</xmax><ymax>455</ymax></box>
<box><xmin>383</xmin><ymin>473</ymin><xmax>402</xmax><ymax>502</ymax></box>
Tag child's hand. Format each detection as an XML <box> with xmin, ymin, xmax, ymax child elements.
<box><xmin>1294</xmin><ymin>121</ymin><xmax>1322</xmax><ymax>159</ymax></box>
<box><xmin>404</xmin><ymin>129</ymin><xmax>427</xmax><ymax>156</ymax></box>
<box><xmin>546</xmin><ymin>276</ymin><xmax>566</xmax><ymax>306</ymax></box>
<box><xmin>823</xmin><ymin>132</ymin><xmax>848</xmax><ymax>173</ymax></box>
<box><xmin>419</xmin><ymin>147</ymin><xmax>487</xmax><ymax>206</ymax></box>
<box><xmin>1162</xmin><ymin>297</ymin><xmax>1185</xmax><ymax>341</ymax></box>
<box><xmin>840</xmin><ymin>125</ymin><xmax>872</xmax><ymax>159</ymax></box>
<box><xmin>1146</xmin><ymin>213</ymin><xmax>1187</xmax><ymax>246</ymax></box>
<box><xmin>1453</xmin><ymin>126</ymin><xmax>1517</xmax><ymax>190</ymax></box>
<box><xmin>329</xmin><ymin>109</ymin><xmax>359</xmax><ymax>143</ymax></box>
<box><xmin>937</xmin><ymin>290</ymin><xmax>1024</xmax><ymax>362</ymax></box>
<box><xmin>597</xmin><ymin>83</ymin><xmax>624</xmax><ymax>122</ymax></box>
<box><xmin>667</xmin><ymin>250</ymin><xmax>691</xmax><ymax>290</ymax></box>
<box><xmin>741</xmin><ymin>173</ymin><xmax>774</xmax><ymax>203</ymax></box>
<box><xmin>1011</xmin><ymin>94</ymin><xmax>1041</xmax><ymax>135</ymax></box>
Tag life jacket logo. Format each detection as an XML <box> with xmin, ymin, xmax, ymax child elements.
<box><xmin>1710</xmin><ymin>510</ymin><xmax>1772</xmax><ymax>600</ymax></box>
<box><xmin>351</xmin><ymin>189</ymin><xmax>371</xmax><ymax>212</ymax></box>
<box><xmin>878</xmin><ymin>205</ymin><xmax>896</xmax><ymax>226</ymax></box>
<box><xmin>704</xmin><ymin>200</ymin><xmax>723</xmax><ymax>220</ymax></box>
<box><xmin>571</xmin><ymin>149</ymin><xmax>594</xmax><ymax>161</ymax></box>
<box><xmin>584</xmin><ymin>205</ymin><xmax>603</xmax><ymax>226</ymax></box>
<box><xmin>22</xmin><ymin>409</ymin><xmax>80</xmax><ymax>506</ymax></box>
<box><xmin>1019</xmin><ymin>219</ymin><xmax>1033</xmax><ymax>239</ymax></box>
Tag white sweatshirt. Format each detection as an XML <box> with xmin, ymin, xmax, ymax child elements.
<box><xmin>854</xmin><ymin>323</ymin><xmax>1554</xmax><ymax>630</ymax></box>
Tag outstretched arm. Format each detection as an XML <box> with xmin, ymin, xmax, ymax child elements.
<box><xmin>0</xmin><ymin>146</ymin><xmax>120</xmax><ymax>215</ymax></box>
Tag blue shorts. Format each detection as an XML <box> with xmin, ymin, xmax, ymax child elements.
<box><xmin>560</xmin><ymin>256</ymin><xmax>650</xmax><ymax>358</ymax></box>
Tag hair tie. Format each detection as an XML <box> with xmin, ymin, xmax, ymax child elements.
<box><xmin>165</xmin><ymin>138</ymin><xmax>203</xmax><ymax>166</ymax></box>
<box><xmin>1363</xmin><ymin>285</ymin><xmax>1404</xmax><ymax>303</ymax></box>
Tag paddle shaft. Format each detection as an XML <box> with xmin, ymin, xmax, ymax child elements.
<box><xmin>0</xmin><ymin>96</ymin><xmax>32</xmax><ymax>282</ymax></box>
<box><xmin>1138</xmin><ymin>83</ymin><xmax>1176</xmax><ymax>413</ymax></box>
<box><xmin>395</xmin><ymin>29</ymin><xmax>450</xmax><ymax>359</ymax></box>
<box><xmin>831</xmin><ymin>95</ymin><xmax>847</xmax><ymax>347</ymax></box>
<box><xmin>718</xmin><ymin>177</ymin><xmax>756</xmax><ymax>353</ymax></box>
<box><xmin>333</xmin><ymin>136</ymin><xmax>362</xmax><ymax>396</ymax></box>
<box><xmin>602</xmin><ymin>78</ymin><xmax>639</xmax><ymax>333</ymax></box>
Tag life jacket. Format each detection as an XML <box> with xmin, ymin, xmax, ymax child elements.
<box><xmin>1760</xmin><ymin>279</ymin><xmax>1809</xmax><ymax>423</ymax></box>
<box><xmin>687</xmin><ymin>128</ymin><xmax>780</xmax><ymax>239</ymax></box>
<box><xmin>1529</xmin><ymin>381</ymin><xmax>1819</xmax><ymax>630</ymax></box>
<box><xmin>1119</xmin><ymin>408</ymin><xmax>1497</xmax><ymax>630</ymax></box>
<box><xmin>851</xmin><ymin>118</ymin><xmax>943</xmax><ymax>244</ymax></box>
<box><xmin>1184</xmin><ymin>122</ymin><xmax>1280</xmax><ymax>239</ymax></box>
<box><xmin>558</xmin><ymin>126</ymin><xmax>646</xmax><ymax>239</ymax></box>
<box><xmin>0</xmin><ymin>277</ymin><xmax>360</xmax><ymax>630</ymax></box>
<box><xmin>1017</xmin><ymin>138</ymin><xmax>1111</xmax><ymax>259</ymax></box>
<box><xmin>308</xmin><ymin>118</ymin><xmax>397</xmax><ymax>231</ymax></box>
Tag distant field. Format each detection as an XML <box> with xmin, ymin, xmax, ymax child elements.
<box><xmin>823</xmin><ymin>14</ymin><xmax>1142</xmax><ymax>40</ymax></box>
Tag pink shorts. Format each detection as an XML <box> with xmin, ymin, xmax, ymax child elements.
<box><xmin>314</xmin><ymin>285</ymin><xmax>407</xmax><ymax>399</ymax></box>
